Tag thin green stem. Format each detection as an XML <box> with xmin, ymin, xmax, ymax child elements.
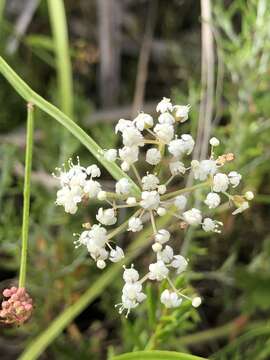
<box><xmin>161</xmin><ymin>181</ymin><xmax>210</xmax><ymax>201</ymax></box>
<box><xmin>47</xmin><ymin>0</ymin><xmax>74</xmax><ymax>160</ymax></box>
<box><xmin>131</xmin><ymin>164</ymin><xmax>142</xmax><ymax>186</ymax></box>
<box><xmin>0</xmin><ymin>56</ymin><xmax>141</xmax><ymax>197</ymax></box>
<box><xmin>19</xmin><ymin>103</ymin><xmax>34</xmax><ymax>288</ymax></box>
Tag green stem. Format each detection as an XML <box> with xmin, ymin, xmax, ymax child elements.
<box><xmin>161</xmin><ymin>181</ymin><xmax>209</xmax><ymax>201</ymax></box>
<box><xmin>111</xmin><ymin>350</ymin><xmax>206</xmax><ymax>360</ymax></box>
<box><xmin>19</xmin><ymin>214</ymin><xmax>172</xmax><ymax>360</ymax></box>
<box><xmin>47</xmin><ymin>0</ymin><xmax>74</xmax><ymax>160</ymax></box>
<box><xmin>0</xmin><ymin>56</ymin><xmax>141</xmax><ymax>197</ymax></box>
<box><xmin>19</xmin><ymin>103</ymin><xmax>34</xmax><ymax>288</ymax></box>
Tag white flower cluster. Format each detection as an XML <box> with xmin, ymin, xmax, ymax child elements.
<box><xmin>54</xmin><ymin>97</ymin><xmax>253</xmax><ymax>316</ymax></box>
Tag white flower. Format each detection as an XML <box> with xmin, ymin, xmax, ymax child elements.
<box><xmin>157</xmin><ymin>185</ymin><xmax>166</xmax><ymax>195</ymax></box>
<box><xmin>115</xmin><ymin>118</ymin><xmax>133</xmax><ymax>133</ymax></box>
<box><xmin>154</xmin><ymin>123</ymin><xmax>174</xmax><ymax>143</ymax></box>
<box><xmin>192</xmin><ymin>159</ymin><xmax>217</xmax><ymax>181</ymax></box>
<box><xmin>204</xmin><ymin>192</ymin><xmax>221</xmax><ymax>209</ymax></box>
<box><xmin>146</xmin><ymin>148</ymin><xmax>161</xmax><ymax>165</ymax></box>
<box><xmin>126</xmin><ymin>197</ymin><xmax>137</xmax><ymax>205</ymax></box>
<box><xmin>68</xmin><ymin>168</ymin><xmax>87</xmax><ymax>187</ymax></box>
<box><xmin>116</xmin><ymin>178</ymin><xmax>131</xmax><ymax>195</ymax></box>
<box><xmin>123</xmin><ymin>266</ymin><xmax>139</xmax><ymax>283</ymax></box>
<box><xmin>96</xmin><ymin>208</ymin><xmax>117</xmax><ymax>226</ymax></box>
<box><xmin>192</xmin><ymin>297</ymin><xmax>202</xmax><ymax>308</ymax></box>
<box><xmin>160</xmin><ymin>289</ymin><xmax>182</xmax><ymax>308</ymax></box>
<box><xmin>169</xmin><ymin>161</ymin><xmax>186</xmax><ymax>175</ymax></box>
<box><xmin>209</xmin><ymin>137</ymin><xmax>220</xmax><ymax>146</ymax></box>
<box><xmin>158</xmin><ymin>245</ymin><xmax>174</xmax><ymax>263</ymax></box>
<box><xmin>245</xmin><ymin>191</ymin><xmax>254</xmax><ymax>200</ymax></box>
<box><xmin>122</xmin><ymin>126</ymin><xmax>144</xmax><ymax>147</ymax></box>
<box><xmin>88</xmin><ymin>224</ymin><xmax>107</xmax><ymax>247</ymax></box>
<box><xmin>154</xmin><ymin>229</ymin><xmax>170</xmax><ymax>244</ymax></box>
<box><xmin>158</xmin><ymin>112</ymin><xmax>175</xmax><ymax>125</ymax></box>
<box><xmin>97</xmin><ymin>259</ymin><xmax>106</xmax><ymax>269</ymax></box>
<box><xmin>149</xmin><ymin>260</ymin><xmax>169</xmax><ymax>281</ymax></box>
<box><xmin>168</xmin><ymin>134</ymin><xmax>195</xmax><ymax>157</ymax></box>
<box><xmin>170</xmin><ymin>255</ymin><xmax>188</xmax><ymax>274</ymax></box>
<box><xmin>97</xmin><ymin>191</ymin><xmax>107</xmax><ymax>201</ymax></box>
<box><xmin>109</xmin><ymin>246</ymin><xmax>124</xmax><ymax>262</ymax></box>
<box><xmin>56</xmin><ymin>186</ymin><xmax>82</xmax><ymax>214</ymax></box>
<box><xmin>86</xmin><ymin>165</ymin><xmax>101</xmax><ymax>178</ymax></box>
<box><xmin>119</xmin><ymin>146</ymin><xmax>139</xmax><ymax>165</ymax></box>
<box><xmin>119</xmin><ymin>282</ymin><xmax>146</xmax><ymax>316</ymax></box>
<box><xmin>202</xmin><ymin>218</ymin><xmax>223</xmax><ymax>233</ymax></box>
<box><xmin>142</xmin><ymin>174</ymin><xmax>159</xmax><ymax>190</ymax></box>
<box><xmin>140</xmin><ymin>191</ymin><xmax>160</xmax><ymax>210</ymax></box>
<box><xmin>152</xmin><ymin>242</ymin><xmax>162</xmax><ymax>252</ymax></box>
<box><xmin>213</xmin><ymin>173</ymin><xmax>229</xmax><ymax>192</ymax></box>
<box><xmin>232</xmin><ymin>201</ymin><xmax>249</xmax><ymax>215</ymax></box>
<box><xmin>104</xmin><ymin>149</ymin><xmax>117</xmax><ymax>162</ymax></box>
<box><xmin>157</xmin><ymin>207</ymin><xmax>167</xmax><ymax>216</ymax></box>
<box><xmin>156</xmin><ymin>97</ymin><xmax>173</xmax><ymax>113</ymax></box>
<box><xmin>84</xmin><ymin>180</ymin><xmax>102</xmax><ymax>198</ymax></box>
<box><xmin>183</xmin><ymin>208</ymin><xmax>202</xmax><ymax>226</ymax></box>
<box><xmin>228</xmin><ymin>171</ymin><xmax>242</xmax><ymax>188</ymax></box>
<box><xmin>134</xmin><ymin>112</ymin><xmax>153</xmax><ymax>130</ymax></box>
<box><xmin>174</xmin><ymin>195</ymin><xmax>187</xmax><ymax>211</ymax></box>
<box><xmin>128</xmin><ymin>217</ymin><xmax>143</xmax><ymax>232</ymax></box>
<box><xmin>173</xmin><ymin>104</ymin><xmax>190</xmax><ymax>122</ymax></box>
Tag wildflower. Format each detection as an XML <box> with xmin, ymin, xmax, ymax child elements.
<box><xmin>104</xmin><ymin>149</ymin><xmax>117</xmax><ymax>162</ymax></box>
<box><xmin>228</xmin><ymin>171</ymin><xmax>242</xmax><ymax>188</ymax></box>
<box><xmin>140</xmin><ymin>191</ymin><xmax>160</xmax><ymax>210</ymax></box>
<box><xmin>142</xmin><ymin>174</ymin><xmax>159</xmax><ymax>191</ymax></box>
<box><xmin>134</xmin><ymin>113</ymin><xmax>153</xmax><ymax>131</ymax></box>
<box><xmin>170</xmin><ymin>255</ymin><xmax>188</xmax><ymax>274</ymax></box>
<box><xmin>209</xmin><ymin>137</ymin><xmax>220</xmax><ymax>147</ymax></box>
<box><xmin>158</xmin><ymin>112</ymin><xmax>175</xmax><ymax>125</ymax></box>
<box><xmin>169</xmin><ymin>161</ymin><xmax>186</xmax><ymax>175</ymax></box>
<box><xmin>158</xmin><ymin>245</ymin><xmax>174</xmax><ymax>263</ymax></box>
<box><xmin>128</xmin><ymin>217</ymin><xmax>143</xmax><ymax>232</ymax></box>
<box><xmin>192</xmin><ymin>159</ymin><xmax>217</xmax><ymax>181</ymax></box>
<box><xmin>213</xmin><ymin>173</ymin><xmax>229</xmax><ymax>192</ymax></box>
<box><xmin>156</xmin><ymin>97</ymin><xmax>173</xmax><ymax>113</ymax></box>
<box><xmin>174</xmin><ymin>195</ymin><xmax>187</xmax><ymax>210</ymax></box>
<box><xmin>109</xmin><ymin>246</ymin><xmax>125</xmax><ymax>263</ymax></box>
<box><xmin>96</xmin><ymin>208</ymin><xmax>117</xmax><ymax>226</ymax></box>
<box><xmin>160</xmin><ymin>289</ymin><xmax>182</xmax><ymax>308</ymax></box>
<box><xmin>154</xmin><ymin>123</ymin><xmax>174</xmax><ymax>143</ymax></box>
<box><xmin>115</xmin><ymin>178</ymin><xmax>131</xmax><ymax>195</ymax></box>
<box><xmin>173</xmin><ymin>104</ymin><xmax>190</xmax><ymax>122</ymax></box>
<box><xmin>204</xmin><ymin>192</ymin><xmax>221</xmax><ymax>209</ymax></box>
<box><xmin>122</xmin><ymin>126</ymin><xmax>144</xmax><ymax>147</ymax></box>
<box><xmin>146</xmin><ymin>148</ymin><xmax>161</xmax><ymax>165</ymax></box>
<box><xmin>183</xmin><ymin>208</ymin><xmax>202</xmax><ymax>226</ymax></box>
<box><xmin>168</xmin><ymin>134</ymin><xmax>195</xmax><ymax>157</ymax></box>
<box><xmin>149</xmin><ymin>260</ymin><xmax>169</xmax><ymax>281</ymax></box>
<box><xmin>54</xmin><ymin>97</ymin><xmax>252</xmax><ymax>317</ymax></box>
<box><xmin>0</xmin><ymin>287</ymin><xmax>33</xmax><ymax>325</ymax></box>
<box><xmin>202</xmin><ymin>218</ymin><xmax>223</xmax><ymax>233</ymax></box>
<box><xmin>155</xmin><ymin>229</ymin><xmax>170</xmax><ymax>244</ymax></box>
<box><xmin>192</xmin><ymin>297</ymin><xmax>202</xmax><ymax>308</ymax></box>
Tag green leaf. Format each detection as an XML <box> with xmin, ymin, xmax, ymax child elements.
<box><xmin>111</xmin><ymin>350</ymin><xmax>208</xmax><ymax>360</ymax></box>
<box><xmin>0</xmin><ymin>56</ymin><xmax>141</xmax><ymax>197</ymax></box>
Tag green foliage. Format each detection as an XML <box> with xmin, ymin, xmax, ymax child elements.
<box><xmin>111</xmin><ymin>350</ymin><xmax>207</xmax><ymax>360</ymax></box>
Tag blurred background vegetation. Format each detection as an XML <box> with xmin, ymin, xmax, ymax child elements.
<box><xmin>0</xmin><ymin>0</ymin><xmax>270</xmax><ymax>359</ymax></box>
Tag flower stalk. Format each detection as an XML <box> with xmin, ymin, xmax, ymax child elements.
<box><xmin>19</xmin><ymin>103</ymin><xmax>34</xmax><ymax>288</ymax></box>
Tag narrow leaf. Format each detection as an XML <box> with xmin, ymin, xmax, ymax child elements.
<box><xmin>0</xmin><ymin>56</ymin><xmax>141</xmax><ymax>196</ymax></box>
